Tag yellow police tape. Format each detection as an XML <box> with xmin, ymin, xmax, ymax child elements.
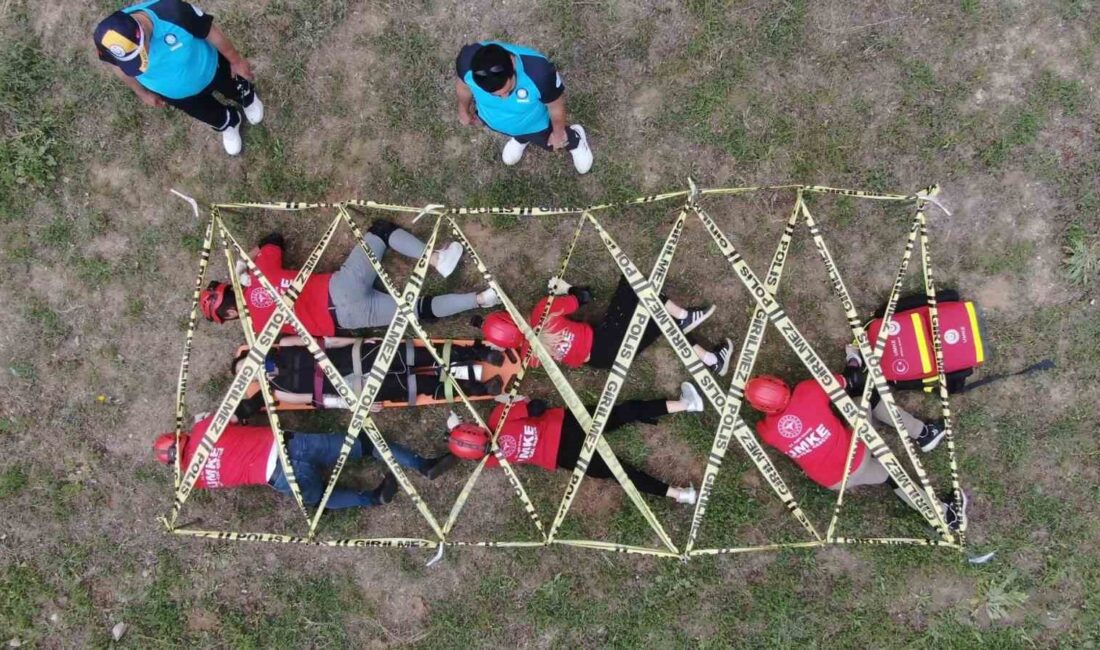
<box><xmin>166</xmin><ymin>183</ymin><xmax>969</xmax><ymax>560</ymax></box>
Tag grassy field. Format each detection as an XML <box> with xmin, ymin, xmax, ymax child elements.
<box><xmin>3</xmin><ymin>0</ymin><xmax>1100</xmax><ymax>646</ymax></box>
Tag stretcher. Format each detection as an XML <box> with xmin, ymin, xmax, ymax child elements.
<box><xmin>240</xmin><ymin>338</ymin><xmax>521</xmax><ymax>410</ymax></box>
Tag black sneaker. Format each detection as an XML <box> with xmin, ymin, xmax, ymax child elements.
<box><xmin>915</xmin><ymin>418</ymin><xmax>947</xmax><ymax>452</ymax></box>
<box><xmin>675</xmin><ymin>305</ymin><xmax>716</xmax><ymax>334</ymax></box>
<box><xmin>707</xmin><ymin>338</ymin><xmax>733</xmax><ymax>377</ymax></box>
<box><xmin>476</xmin><ymin>346</ymin><xmax>505</xmax><ymax>365</ymax></box>
<box><xmin>942</xmin><ymin>490</ymin><xmax>968</xmax><ymax>532</ymax></box>
<box><xmin>422</xmin><ymin>454</ymin><xmax>458</xmax><ymax>481</ymax></box>
<box><xmin>372</xmin><ymin>472</ymin><xmax>398</xmax><ymax>505</ymax></box>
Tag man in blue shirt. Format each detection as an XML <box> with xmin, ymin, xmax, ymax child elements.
<box><xmin>455</xmin><ymin>42</ymin><xmax>593</xmax><ymax>174</ymax></box>
<box><xmin>94</xmin><ymin>1</ymin><xmax>261</xmax><ymax>156</ymax></box>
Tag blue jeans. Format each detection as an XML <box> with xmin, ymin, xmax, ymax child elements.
<box><xmin>268</xmin><ymin>433</ymin><xmax>429</xmax><ymax>509</ymax></box>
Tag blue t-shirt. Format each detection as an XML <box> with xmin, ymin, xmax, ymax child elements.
<box><xmin>455</xmin><ymin>42</ymin><xmax>564</xmax><ymax>136</ymax></box>
<box><xmin>122</xmin><ymin>0</ymin><xmax>217</xmax><ymax>99</ymax></box>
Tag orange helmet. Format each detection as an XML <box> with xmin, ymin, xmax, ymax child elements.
<box><xmin>481</xmin><ymin>311</ymin><xmax>524</xmax><ymax>349</ymax></box>
<box><xmin>448</xmin><ymin>423</ymin><xmax>490</xmax><ymax>461</ymax></box>
<box><xmin>745</xmin><ymin>376</ymin><xmax>791</xmax><ymax>414</ymax></box>
<box><xmin>153</xmin><ymin>433</ymin><xmax>187</xmax><ymax>465</ymax></box>
<box><xmin>200</xmin><ymin>281</ymin><xmax>230</xmax><ymax>323</ymax></box>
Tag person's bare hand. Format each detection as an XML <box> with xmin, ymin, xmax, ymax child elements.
<box><xmin>141</xmin><ymin>91</ymin><xmax>167</xmax><ymax>108</ymax></box>
<box><xmin>458</xmin><ymin>110</ymin><xmax>481</xmax><ymax>126</ymax></box>
<box><xmin>230</xmin><ymin>58</ymin><xmax>254</xmax><ymax>81</ymax></box>
<box><xmin>547</xmin><ymin>127</ymin><xmax>568</xmax><ymax>150</ymax></box>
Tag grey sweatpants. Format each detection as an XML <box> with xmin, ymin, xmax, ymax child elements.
<box><xmin>829</xmin><ymin>401</ymin><xmax>924</xmax><ymax>490</ymax></box>
<box><xmin>328</xmin><ymin>230</ymin><xmax>480</xmax><ymax>329</ymax></box>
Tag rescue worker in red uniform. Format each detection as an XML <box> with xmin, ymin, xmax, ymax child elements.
<box><xmin>153</xmin><ymin>415</ymin><xmax>455</xmax><ymax>509</ymax></box>
<box><xmin>200</xmin><ymin>221</ymin><xmax>499</xmax><ymax>335</ymax></box>
<box><xmin>446</xmin><ymin>383</ymin><xmax>706</xmax><ymax>504</ymax></box>
<box><xmin>480</xmin><ymin>276</ymin><xmax>733</xmax><ymax>375</ymax></box>
<box><xmin>745</xmin><ymin>360</ymin><xmax>966</xmax><ymax>530</ymax></box>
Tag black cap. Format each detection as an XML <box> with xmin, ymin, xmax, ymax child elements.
<box><xmin>471</xmin><ymin>44</ymin><xmax>514</xmax><ymax>92</ymax></box>
<box><xmin>93</xmin><ymin>11</ymin><xmax>147</xmax><ymax>77</ymax></box>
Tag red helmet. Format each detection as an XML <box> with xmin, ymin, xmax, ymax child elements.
<box><xmin>153</xmin><ymin>433</ymin><xmax>188</xmax><ymax>465</ymax></box>
<box><xmin>448</xmin><ymin>423</ymin><xmax>490</xmax><ymax>461</ymax></box>
<box><xmin>745</xmin><ymin>376</ymin><xmax>791</xmax><ymax>414</ymax></box>
<box><xmin>481</xmin><ymin>311</ymin><xmax>523</xmax><ymax>349</ymax></box>
<box><xmin>200</xmin><ymin>282</ymin><xmax>230</xmax><ymax>323</ymax></box>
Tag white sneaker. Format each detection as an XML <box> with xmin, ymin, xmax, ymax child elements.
<box><xmin>435</xmin><ymin>242</ymin><xmax>463</xmax><ymax>278</ymax></box>
<box><xmin>243</xmin><ymin>94</ymin><xmax>264</xmax><ymax>125</ymax></box>
<box><xmin>680</xmin><ymin>381</ymin><xmax>704</xmax><ymax>413</ymax></box>
<box><xmin>449</xmin><ymin>365</ymin><xmax>482</xmax><ymax>381</ymax></box>
<box><xmin>675</xmin><ymin>485</ymin><xmax>697</xmax><ymax>505</ymax></box>
<box><xmin>222</xmin><ymin>122</ymin><xmax>242</xmax><ymax>156</ymax></box>
<box><xmin>502</xmin><ymin>138</ymin><xmax>528</xmax><ymax>166</ymax></box>
<box><xmin>569</xmin><ymin>125</ymin><xmax>593</xmax><ymax>174</ymax></box>
<box><xmin>476</xmin><ymin>288</ymin><xmax>500</xmax><ymax>308</ymax></box>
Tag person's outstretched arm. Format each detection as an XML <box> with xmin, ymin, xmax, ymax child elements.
<box><xmin>205</xmin><ymin>23</ymin><xmax>253</xmax><ymax>80</ymax></box>
<box><xmin>109</xmin><ymin>65</ymin><xmax>165</xmax><ymax>107</ymax></box>
<box><xmin>455</xmin><ymin>79</ymin><xmax>479</xmax><ymax>126</ymax></box>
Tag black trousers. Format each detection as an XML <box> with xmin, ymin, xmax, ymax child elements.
<box><xmin>164</xmin><ymin>54</ymin><xmax>256</xmax><ymax>131</ymax></box>
<box><xmin>587</xmin><ymin>277</ymin><xmax>667</xmax><ymax>369</ymax></box>
<box><xmin>555</xmin><ymin>399</ymin><xmax>671</xmax><ymax>496</ymax></box>
<box><xmin>513</xmin><ymin>123</ymin><xmax>582</xmax><ymax>150</ymax></box>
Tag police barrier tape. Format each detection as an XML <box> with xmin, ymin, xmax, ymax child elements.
<box><xmin>683</xmin><ymin>192</ymin><xmax>819</xmax><ymax>555</ymax></box>
<box><xmin>218</xmin><ymin>216</ymin><xmax>446</xmax><ymax>540</ymax></box>
<box><xmin>219</xmin><ymin>213</ymin><xmax>310</xmax><ymax>521</ymax></box>
<box><xmin>434</xmin><ymin>211</ymin><xmax>588</xmax><ymax>541</ymax></box>
<box><xmin>690</xmin><ymin>203</ymin><xmax>953</xmax><ymax>542</ymax></box>
<box><xmin>545</xmin><ymin>206</ymin><xmax>687</xmax><ymax>543</ymax></box>
<box><xmin>169</xmin><ymin>213</ymin><xmax>343</xmax><ymax>528</ymax></box>
<box><xmin>335</xmin><ymin>205</ymin><xmax>587</xmax><ymax>543</ymax></box>
<box><xmin>445</xmin><ymin>214</ymin><xmax>680</xmax><ymax>554</ymax></box>
<box><xmin>801</xmin><ymin>196</ymin><xmax>951</xmax><ymax>540</ymax></box>
<box><xmin>917</xmin><ymin>208</ymin><xmax>968</xmax><ymax>541</ymax></box>
<box><xmin>166</xmin><ymin>184</ymin><xmax>968</xmax><ymax>558</ymax></box>
<box><xmin>172</xmin><ymin>213</ymin><xmax>214</xmax><ymax>491</ymax></box>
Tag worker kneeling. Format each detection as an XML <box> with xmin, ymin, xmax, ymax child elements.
<box><xmin>446</xmin><ymin>383</ymin><xmax>706</xmax><ymax>504</ymax></box>
<box><xmin>154</xmin><ymin>415</ymin><xmax>456</xmax><ymax>509</ymax></box>
<box><xmin>745</xmin><ymin>369</ymin><xmax>967</xmax><ymax>531</ymax></box>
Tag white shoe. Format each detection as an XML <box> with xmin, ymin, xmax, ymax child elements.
<box><xmin>243</xmin><ymin>94</ymin><xmax>264</xmax><ymax>125</ymax></box>
<box><xmin>449</xmin><ymin>365</ymin><xmax>482</xmax><ymax>381</ymax></box>
<box><xmin>435</xmin><ymin>242</ymin><xmax>463</xmax><ymax>278</ymax></box>
<box><xmin>680</xmin><ymin>381</ymin><xmax>704</xmax><ymax>413</ymax></box>
<box><xmin>476</xmin><ymin>288</ymin><xmax>500</xmax><ymax>308</ymax></box>
<box><xmin>569</xmin><ymin>125</ymin><xmax>593</xmax><ymax>174</ymax></box>
<box><xmin>502</xmin><ymin>138</ymin><xmax>528</xmax><ymax>166</ymax></box>
<box><xmin>675</xmin><ymin>485</ymin><xmax>697</xmax><ymax>505</ymax></box>
<box><xmin>222</xmin><ymin>122</ymin><xmax>242</xmax><ymax>156</ymax></box>
<box><xmin>708</xmin><ymin>338</ymin><xmax>733</xmax><ymax>377</ymax></box>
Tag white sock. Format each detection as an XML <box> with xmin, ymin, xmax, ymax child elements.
<box><xmin>702</xmin><ymin>351</ymin><xmax>718</xmax><ymax>366</ymax></box>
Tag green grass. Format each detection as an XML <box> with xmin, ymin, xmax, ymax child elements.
<box><xmin>3</xmin><ymin>0</ymin><xmax>1100</xmax><ymax>646</ymax></box>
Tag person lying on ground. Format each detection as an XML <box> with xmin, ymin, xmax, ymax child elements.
<box><xmin>840</xmin><ymin>344</ymin><xmax>947</xmax><ymax>452</ymax></box>
<box><xmin>232</xmin><ymin>337</ymin><xmax>506</xmax><ymax>418</ymax></box>
<box><xmin>202</xmin><ymin>220</ymin><xmax>499</xmax><ymax>336</ymax></box>
<box><xmin>94</xmin><ymin>0</ymin><xmax>261</xmax><ymax>156</ymax></box>
<box><xmin>478</xmin><ymin>276</ymin><xmax>733</xmax><ymax>376</ymax></box>
<box><xmin>744</xmin><ymin>367</ymin><xmax>965</xmax><ymax>531</ymax></box>
<box><xmin>454</xmin><ymin>41</ymin><xmax>594</xmax><ymax>173</ymax></box>
<box><xmin>446</xmin><ymin>383</ymin><xmax>707</xmax><ymax>504</ymax></box>
<box><xmin>154</xmin><ymin>414</ymin><xmax>456</xmax><ymax>509</ymax></box>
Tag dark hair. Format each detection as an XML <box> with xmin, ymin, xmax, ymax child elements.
<box><xmin>217</xmin><ymin>285</ymin><xmax>237</xmax><ymax>321</ymax></box>
<box><xmin>471</xmin><ymin>44</ymin><xmax>514</xmax><ymax>92</ymax></box>
<box><xmin>231</xmin><ymin>347</ymin><xmax>249</xmax><ymax>378</ymax></box>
